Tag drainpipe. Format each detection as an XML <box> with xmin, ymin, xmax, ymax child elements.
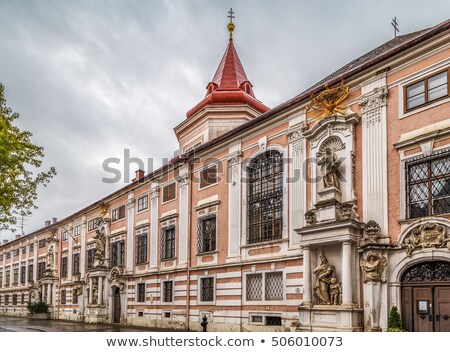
<box><xmin>56</xmin><ymin>228</ymin><xmax>62</xmax><ymax>319</ymax></box>
<box><xmin>185</xmin><ymin>162</ymin><xmax>192</xmax><ymax>331</ymax></box>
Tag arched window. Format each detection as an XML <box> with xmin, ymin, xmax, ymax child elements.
<box><xmin>247</xmin><ymin>150</ymin><xmax>283</xmax><ymax>244</ymax></box>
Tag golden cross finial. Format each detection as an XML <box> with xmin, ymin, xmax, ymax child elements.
<box><xmin>227</xmin><ymin>8</ymin><xmax>235</xmax><ymax>40</ymax></box>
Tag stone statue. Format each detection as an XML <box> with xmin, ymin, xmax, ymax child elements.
<box><xmin>318</xmin><ymin>147</ymin><xmax>341</xmax><ymax>190</ymax></box>
<box><xmin>93</xmin><ymin>223</ymin><xmax>106</xmax><ymax>266</ymax></box>
<box><xmin>47</xmin><ymin>245</ymin><xmax>55</xmax><ymax>270</ymax></box>
<box><xmin>313</xmin><ymin>255</ymin><xmax>336</xmax><ymax>305</ymax></box>
<box><xmin>329</xmin><ymin>278</ymin><xmax>342</xmax><ymax>305</ymax></box>
<box><xmin>360</xmin><ymin>252</ymin><xmax>387</xmax><ymax>283</ymax></box>
<box><xmin>92</xmin><ymin>278</ymin><xmax>98</xmax><ymax>305</ymax></box>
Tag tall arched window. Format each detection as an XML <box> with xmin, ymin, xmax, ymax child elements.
<box><xmin>247</xmin><ymin>150</ymin><xmax>283</xmax><ymax>244</ymax></box>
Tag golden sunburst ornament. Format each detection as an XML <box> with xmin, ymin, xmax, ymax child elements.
<box><xmin>306</xmin><ymin>80</ymin><xmax>350</xmax><ymax>121</ymax></box>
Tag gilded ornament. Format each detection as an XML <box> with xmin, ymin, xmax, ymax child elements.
<box><xmin>306</xmin><ymin>80</ymin><xmax>350</xmax><ymax>121</ymax></box>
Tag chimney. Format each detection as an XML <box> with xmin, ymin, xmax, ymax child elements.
<box><xmin>52</xmin><ymin>217</ymin><xmax>57</xmax><ymax>224</ymax></box>
<box><xmin>45</xmin><ymin>220</ymin><xmax>51</xmax><ymax>227</ymax></box>
<box><xmin>135</xmin><ymin>169</ymin><xmax>145</xmax><ymax>182</ymax></box>
<box><xmin>2</xmin><ymin>239</ymin><xmax>8</xmax><ymax>245</ymax></box>
<box><xmin>15</xmin><ymin>235</ymin><xmax>21</xmax><ymax>240</ymax></box>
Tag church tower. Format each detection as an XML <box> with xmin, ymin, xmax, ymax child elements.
<box><xmin>174</xmin><ymin>10</ymin><xmax>269</xmax><ymax>153</ymax></box>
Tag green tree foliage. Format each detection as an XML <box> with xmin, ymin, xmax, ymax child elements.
<box><xmin>0</xmin><ymin>83</ymin><xmax>56</xmax><ymax>230</ymax></box>
<box><xmin>387</xmin><ymin>305</ymin><xmax>404</xmax><ymax>332</ymax></box>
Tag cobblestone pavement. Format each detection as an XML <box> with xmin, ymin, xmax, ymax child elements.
<box><xmin>0</xmin><ymin>315</ymin><xmax>180</xmax><ymax>332</ymax></box>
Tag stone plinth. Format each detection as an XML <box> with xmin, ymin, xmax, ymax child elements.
<box><xmin>297</xmin><ymin>305</ymin><xmax>363</xmax><ymax>332</ymax></box>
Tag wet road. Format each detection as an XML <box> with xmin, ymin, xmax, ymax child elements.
<box><xmin>0</xmin><ymin>315</ymin><xmax>178</xmax><ymax>332</ymax></box>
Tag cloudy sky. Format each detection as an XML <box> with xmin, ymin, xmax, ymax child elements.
<box><xmin>0</xmin><ymin>0</ymin><xmax>449</xmax><ymax>239</ymax></box>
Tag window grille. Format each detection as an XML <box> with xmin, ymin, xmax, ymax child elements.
<box><xmin>200</xmin><ymin>277</ymin><xmax>214</xmax><ymax>302</ymax></box>
<box><xmin>163</xmin><ymin>281</ymin><xmax>173</xmax><ymax>302</ymax></box>
<box><xmin>86</xmin><ymin>249</ymin><xmax>96</xmax><ymax>270</ymax></box>
<box><xmin>137</xmin><ymin>195</ymin><xmax>148</xmax><ymax>211</ymax></box>
<box><xmin>137</xmin><ymin>283</ymin><xmax>146</xmax><ymax>303</ymax></box>
<box><xmin>197</xmin><ymin>216</ymin><xmax>216</xmax><ymax>253</ymax></box>
<box><xmin>61</xmin><ymin>257</ymin><xmax>68</xmax><ymax>278</ymax></box>
<box><xmin>28</xmin><ymin>264</ymin><xmax>34</xmax><ymax>283</ymax></box>
<box><xmin>406</xmin><ymin>150</ymin><xmax>450</xmax><ymax>218</ymax></box>
<box><xmin>38</xmin><ymin>262</ymin><xmax>46</xmax><ymax>279</ymax></box>
<box><xmin>266</xmin><ymin>316</ymin><xmax>282</xmax><ymax>326</ymax></box>
<box><xmin>60</xmin><ymin>290</ymin><xmax>66</xmax><ymax>304</ymax></box>
<box><xmin>135</xmin><ymin>235</ymin><xmax>148</xmax><ymax>264</ymax></box>
<box><xmin>72</xmin><ymin>253</ymin><xmax>80</xmax><ymax>275</ymax></box>
<box><xmin>161</xmin><ymin>227</ymin><xmax>176</xmax><ymax>260</ymax></box>
<box><xmin>265</xmin><ymin>272</ymin><xmax>283</xmax><ymax>300</ymax></box>
<box><xmin>246</xmin><ymin>274</ymin><xmax>263</xmax><ymax>301</ymax></box>
<box><xmin>20</xmin><ymin>265</ymin><xmax>26</xmax><ymax>284</ymax></box>
<box><xmin>247</xmin><ymin>150</ymin><xmax>283</xmax><ymax>244</ymax></box>
<box><xmin>110</xmin><ymin>240</ymin><xmax>125</xmax><ymax>267</ymax></box>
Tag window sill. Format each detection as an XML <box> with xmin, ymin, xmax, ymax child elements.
<box><xmin>241</xmin><ymin>238</ymin><xmax>287</xmax><ymax>249</ymax></box>
<box><xmin>160</xmin><ymin>257</ymin><xmax>176</xmax><ymax>262</ymax></box>
<box><xmin>196</xmin><ymin>250</ymin><xmax>218</xmax><ymax>256</ymax></box>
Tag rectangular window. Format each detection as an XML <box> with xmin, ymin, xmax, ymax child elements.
<box><xmin>5</xmin><ymin>252</ymin><xmax>10</xmax><ymax>259</ymax></box>
<box><xmin>162</xmin><ymin>281</ymin><xmax>173</xmax><ymax>302</ymax></box>
<box><xmin>246</xmin><ymin>274</ymin><xmax>263</xmax><ymax>301</ymax></box>
<box><xmin>21</xmin><ymin>293</ymin><xmax>25</xmax><ymax>305</ymax></box>
<box><xmin>13</xmin><ymin>249</ymin><xmax>19</xmax><ymax>257</ymax></box>
<box><xmin>86</xmin><ymin>249</ymin><xmax>96</xmax><ymax>270</ymax></box>
<box><xmin>110</xmin><ymin>240</ymin><xmax>125</xmax><ymax>267</ymax></box>
<box><xmin>0</xmin><ymin>254</ymin><xmax>3</xmax><ymax>261</ymax></box>
<box><xmin>21</xmin><ymin>246</ymin><xmax>26</xmax><ymax>254</ymax></box>
<box><xmin>74</xmin><ymin>225</ymin><xmax>81</xmax><ymax>237</ymax></box>
<box><xmin>265</xmin><ymin>316</ymin><xmax>282</xmax><ymax>326</ymax></box>
<box><xmin>137</xmin><ymin>195</ymin><xmax>148</xmax><ymax>212</ymax></box>
<box><xmin>406</xmin><ymin>150</ymin><xmax>450</xmax><ymax>218</ymax></box>
<box><xmin>5</xmin><ymin>294</ymin><xmax>9</xmax><ymax>305</ymax></box>
<box><xmin>246</xmin><ymin>272</ymin><xmax>283</xmax><ymax>301</ymax></box>
<box><xmin>61</xmin><ymin>257</ymin><xmax>68</xmax><ymax>278</ymax></box>
<box><xmin>199</xmin><ymin>165</ymin><xmax>218</xmax><ymax>189</ymax></box>
<box><xmin>73</xmin><ymin>290</ymin><xmax>78</xmax><ymax>304</ymax></box>
<box><xmin>29</xmin><ymin>243</ymin><xmax>34</xmax><ymax>252</ymax></box>
<box><xmin>162</xmin><ymin>183</ymin><xmax>176</xmax><ymax>203</ymax></box>
<box><xmin>72</xmin><ymin>253</ymin><xmax>80</xmax><ymax>275</ymax></box>
<box><xmin>20</xmin><ymin>265</ymin><xmax>26</xmax><ymax>284</ymax></box>
<box><xmin>60</xmin><ymin>290</ymin><xmax>66</xmax><ymax>304</ymax></box>
<box><xmin>265</xmin><ymin>272</ymin><xmax>283</xmax><ymax>300</ymax></box>
<box><xmin>88</xmin><ymin>218</ymin><xmax>100</xmax><ymax>232</ymax></box>
<box><xmin>0</xmin><ymin>273</ymin><xmax>2</xmax><ymax>287</ymax></box>
<box><xmin>160</xmin><ymin>226</ymin><xmax>175</xmax><ymax>260</ymax></box>
<box><xmin>38</xmin><ymin>262</ymin><xmax>46</xmax><ymax>279</ymax></box>
<box><xmin>405</xmin><ymin>69</ymin><xmax>449</xmax><ymax>111</ymax></box>
<box><xmin>38</xmin><ymin>239</ymin><xmax>46</xmax><ymax>248</ymax></box>
<box><xmin>200</xmin><ymin>277</ymin><xmax>214</xmax><ymax>302</ymax></box>
<box><xmin>135</xmin><ymin>234</ymin><xmax>148</xmax><ymax>264</ymax></box>
<box><xmin>13</xmin><ymin>268</ymin><xmax>19</xmax><ymax>285</ymax></box>
<box><xmin>28</xmin><ymin>264</ymin><xmax>34</xmax><ymax>283</ymax></box>
<box><xmin>112</xmin><ymin>205</ymin><xmax>126</xmax><ymax>222</ymax></box>
<box><xmin>5</xmin><ymin>271</ymin><xmax>10</xmax><ymax>287</ymax></box>
<box><xmin>62</xmin><ymin>230</ymin><xmax>68</xmax><ymax>241</ymax></box>
<box><xmin>137</xmin><ymin>283</ymin><xmax>146</xmax><ymax>303</ymax></box>
<box><xmin>12</xmin><ymin>294</ymin><xmax>17</xmax><ymax>305</ymax></box>
<box><xmin>197</xmin><ymin>216</ymin><xmax>216</xmax><ymax>253</ymax></box>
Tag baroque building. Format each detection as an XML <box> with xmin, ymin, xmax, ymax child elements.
<box><xmin>1</xmin><ymin>16</ymin><xmax>450</xmax><ymax>332</ymax></box>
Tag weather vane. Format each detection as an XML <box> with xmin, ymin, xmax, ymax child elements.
<box><xmin>391</xmin><ymin>17</ymin><xmax>399</xmax><ymax>38</ymax></box>
<box><xmin>227</xmin><ymin>8</ymin><xmax>235</xmax><ymax>40</ymax></box>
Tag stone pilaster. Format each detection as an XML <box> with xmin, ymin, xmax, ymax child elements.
<box><xmin>177</xmin><ymin>169</ymin><xmax>189</xmax><ymax>266</ymax></box>
<box><xmin>126</xmin><ymin>192</ymin><xmax>135</xmax><ymax>272</ymax></box>
<box><xmin>150</xmin><ymin>183</ymin><xmax>159</xmax><ymax>270</ymax></box>
<box><xmin>227</xmin><ymin>147</ymin><xmax>242</xmax><ymax>262</ymax></box>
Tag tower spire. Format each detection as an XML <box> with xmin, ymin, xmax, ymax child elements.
<box><xmin>227</xmin><ymin>8</ymin><xmax>235</xmax><ymax>40</ymax></box>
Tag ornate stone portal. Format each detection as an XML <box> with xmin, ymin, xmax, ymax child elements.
<box><xmin>401</xmin><ymin>222</ymin><xmax>450</xmax><ymax>256</ymax></box>
<box><xmin>296</xmin><ymin>87</ymin><xmax>363</xmax><ymax>331</ymax></box>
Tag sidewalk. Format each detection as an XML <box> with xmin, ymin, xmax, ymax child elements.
<box><xmin>0</xmin><ymin>315</ymin><xmax>182</xmax><ymax>332</ymax></box>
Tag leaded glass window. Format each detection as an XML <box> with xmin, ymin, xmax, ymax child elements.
<box><xmin>197</xmin><ymin>216</ymin><xmax>216</xmax><ymax>253</ymax></box>
<box><xmin>247</xmin><ymin>150</ymin><xmax>283</xmax><ymax>244</ymax></box>
<box><xmin>161</xmin><ymin>226</ymin><xmax>175</xmax><ymax>260</ymax></box>
<box><xmin>407</xmin><ymin>150</ymin><xmax>450</xmax><ymax>218</ymax></box>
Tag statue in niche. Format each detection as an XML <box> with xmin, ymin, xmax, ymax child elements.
<box><xmin>318</xmin><ymin>147</ymin><xmax>342</xmax><ymax>190</ymax></box>
<box><xmin>360</xmin><ymin>252</ymin><xmax>388</xmax><ymax>283</ymax></box>
<box><xmin>47</xmin><ymin>245</ymin><xmax>55</xmax><ymax>270</ymax></box>
<box><xmin>330</xmin><ymin>278</ymin><xmax>342</xmax><ymax>305</ymax></box>
<box><xmin>92</xmin><ymin>278</ymin><xmax>98</xmax><ymax>305</ymax></box>
<box><xmin>313</xmin><ymin>255</ymin><xmax>336</xmax><ymax>305</ymax></box>
<box><xmin>93</xmin><ymin>221</ymin><xmax>106</xmax><ymax>266</ymax></box>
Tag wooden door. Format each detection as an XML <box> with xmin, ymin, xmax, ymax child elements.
<box><xmin>413</xmin><ymin>287</ymin><xmax>433</xmax><ymax>332</ymax></box>
<box><xmin>113</xmin><ymin>287</ymin><xmax>121</xmax><ymax>324</ymax></box>
<box><xmin>435</xmin><ymin>287</ymin><xmax>450</xmax><ymax>332</ymax></box>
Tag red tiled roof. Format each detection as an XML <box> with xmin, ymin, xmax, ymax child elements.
<box><xmin>211</xmin><ymin>39</ymin><xmax>252</xmax><ymax>93</ymax></box>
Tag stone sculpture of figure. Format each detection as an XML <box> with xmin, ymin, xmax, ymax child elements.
<box><xmin>313</xmin><ymin>255</ymin><xmax>336</xmax><ymax>305</ymax></box>
<box><xmin>92</xmin><ymin>278</ymin><xmax>98</xmax><ymax>305</ymax></box>
<box><xmin>360</xmin><ymin>252</ymin><xmax>388</xmax><ymax>283</ymax></box>
<box><xmin>47</xmin><ymin>245</ymin><xmax>54</xmax><ymax>270</ymax></box>
<box><xmin>329</xmin><ymin>278</ymin><xmax>342</xmax><ymax>305</ymax></box>
<box><xmin>318</xmin><ymin>147</ymin><xmax>341</xmax><ymax>190</ymax></box>
<box><xmin>93</xmin><ymin>223</ymin><xmax>106</xmax><ymax>266</ymax></box>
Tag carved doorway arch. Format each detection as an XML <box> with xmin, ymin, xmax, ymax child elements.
<box><xmin>401</xmin><ymin>261</ymin><xmax>450</xmax><ymax>332</ymax></box>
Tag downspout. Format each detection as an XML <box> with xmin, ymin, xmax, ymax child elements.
<box><xmin>185</xmin><ymin>162</ymin><xmax>192</xmax><ymax>331</ymax></box>
<box><xmin>56</xmin><ymin>229</ymin><xmax>62</xmax><ymax>319</ymax></box>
